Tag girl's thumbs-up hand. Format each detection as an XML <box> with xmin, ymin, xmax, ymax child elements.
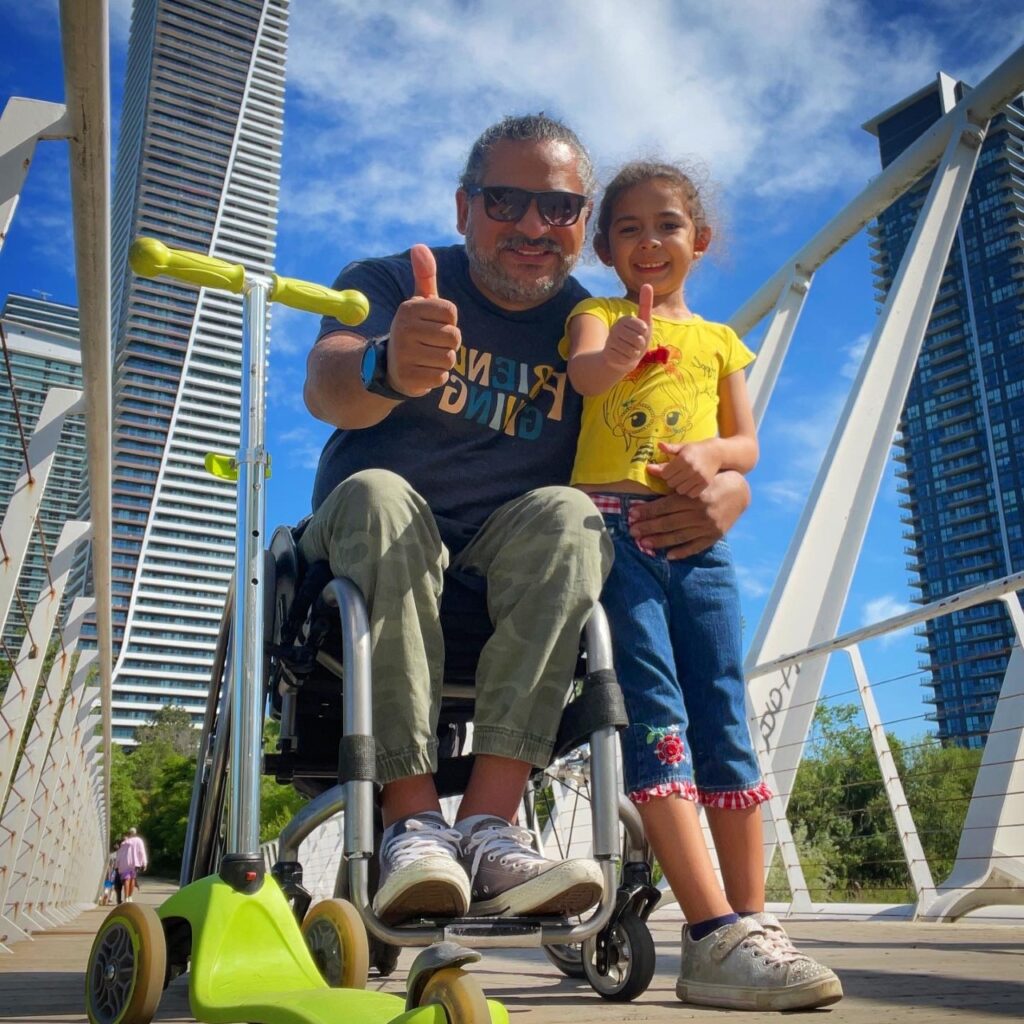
<box><xmin>386</xmin><ymin>244</ymin><xmax>462</xmax><ymax>398</ymax></box>
<box><xmin>604</xmin><ymin>283</ymin><xmax>654</xmax><ymax>374</ymax></box>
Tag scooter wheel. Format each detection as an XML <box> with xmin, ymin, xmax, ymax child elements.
<box><xmin>85</xmin><ymin>903</ymin><xmax>167</xmax><ymax>1024</ymax></box>
<box><xmin>418</xmin><ymin>967</ymin><xmax>491</xmax><ymax>1022</ymax></box>
<box><xmin>301</xmin><ymin>897</ymin><xmax>370</xmax><ymax>989</ymax></box>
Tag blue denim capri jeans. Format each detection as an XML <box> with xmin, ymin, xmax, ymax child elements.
<box><xmin>592</xmin><ymin>494</ymin><xmax>771</xmax><ymax>809</ymax></box>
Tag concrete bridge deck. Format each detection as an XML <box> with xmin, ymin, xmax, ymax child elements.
<box><xmin>1</xmin><ymin>882</ymin><xmax>1021</xmax><ymax>1023</ymax></box>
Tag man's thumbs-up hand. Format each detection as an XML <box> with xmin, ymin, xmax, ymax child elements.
<box><xmin>604</xmin><ymin>283</ymin><xmax>654</xmax><ymax>374</ymax></box>
<box><xmin>386</xmin><ymin>244</ymin><xmax>461</xmax><ymax>398</ymax></box>
<box><xmin>411</xmin><ymin>242</ymin><xmax>439</xmax><ymax>299</ymax></box>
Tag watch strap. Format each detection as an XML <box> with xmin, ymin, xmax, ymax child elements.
<box><xmin>364</xmin><ymin>335</ymin><xmax>409</xmax><ymax>402</ymax></box>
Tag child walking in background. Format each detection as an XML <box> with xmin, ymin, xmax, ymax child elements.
<box><xmin>566</xmin><ymin>161</ymin><xmax>843</xmax><ymax>1011</ymax></box>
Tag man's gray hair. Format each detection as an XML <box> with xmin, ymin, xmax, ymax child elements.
<box><xmin>460</xmin><ymin>114</ymin><xmax>596</xmax><ymax>196</ymax></box>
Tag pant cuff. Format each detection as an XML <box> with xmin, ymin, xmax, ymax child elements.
<box><xmin>376</xmin><ymin>739</ymin><xmax>438</xmax><ymax>785</ymax></box>
<box><xmin>629</xmin><ymin>780</ymin><xmax>699</xmax><ymax>805</ymax></box>
<box><xmin>697</xmin><ymin>781</ymin><xmax>773</xmax><ymax>809</ymax></box>
<box><xmin>471</xmin><ymin>726</ymin><xmax>553</xmax><ymax>769</ymax></box>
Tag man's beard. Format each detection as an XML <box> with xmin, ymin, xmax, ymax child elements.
<box><xmin>465</xmin><ymin>233</ymin><xmax>577</xmax><ymax>305</ymax></box>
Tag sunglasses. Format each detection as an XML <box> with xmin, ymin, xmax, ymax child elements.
<box><xmin>464</xmin><ymin>185</ymin><xmax>589</xmax><ymax>227</ymax></box>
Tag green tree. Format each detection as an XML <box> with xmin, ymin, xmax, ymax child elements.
<box><xmin>779</xmin><ymin>703</ymin><xmax>982</xmax><ymax>902</ymax></box>
<box><xmin>896</xmin><ymin>736</ymin><xmax>982</xmax><ymax>884</ymax></box>
<box><xmin>109</xmin><ymin>744</ymin><xmax>143</xmax><ymax>841</ymax></box>
<box><xmin>260</xmin><ymin>717</ymin><xmax>307</xmax><ymax>842</ymax></box>
<box><xmin>138</xmin><ymin>753</ymin><xmax>196</xmax><ymax>877</ymax></box>
<box><xmin>130</xmin><ymin>705</ymin><xmax>199</xmax><ymax>791</ymax></box>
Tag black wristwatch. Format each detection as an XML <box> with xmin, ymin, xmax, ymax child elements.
<box><xmin>359</xmin><ymin>335</ymin><xmax>409</xmax><ymax>401</ymax></box>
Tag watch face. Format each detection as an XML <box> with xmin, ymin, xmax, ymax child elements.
<box><xmin>360</xmin><ymin>341</ymin><xmax>377</xmax><ymax>387</ymax></box>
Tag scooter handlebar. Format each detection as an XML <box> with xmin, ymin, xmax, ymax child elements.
<box><xmin>128</xmin><ymin>237</ymin><xmax>370</xmax><ymax>326</ymax></box>
<box><xmin>129</xmin><ymin>237</ymin><xmax>245</xmax><ymax>293</ymax></box>
<box><xmin>270</xmin><ymin>274</ymin><xmax>369</xmax><ymax>325</ymax></box>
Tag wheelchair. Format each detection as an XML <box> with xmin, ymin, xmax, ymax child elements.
<box><xmin>179</xmin><ymin>521</ymin><xmax>661</xmax><ymax>1002</ymax></box>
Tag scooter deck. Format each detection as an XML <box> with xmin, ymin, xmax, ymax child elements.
<box><xmin>159</xmin><ymin>875</ymin><xmax>503</xmax><ymax>1023</ymax></box>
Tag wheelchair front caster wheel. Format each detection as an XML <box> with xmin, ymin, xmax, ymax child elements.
<box><xmin>301</xmin><ymin>897</ymin><xmax>369</xmax><ymax>988</ymax></box>
<box><xmin>582</xmin><ymin>912</ymin><xmax>656</xmax><ymax>1002</ymax></box>
<box><xmin>85</xmin><ymin>903</ymin><xmax>167</xmax><ymax>1024</ymax></box>
<box><xmin>419</xmin><ymin>967</ymin><xmax>491</xmax><ymax>1022</ymax></box>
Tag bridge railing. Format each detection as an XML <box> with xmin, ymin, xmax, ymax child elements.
<box><xmin>0</xmin><ymin>0</ymin><xmax>111</xmax><ymax>948</ymax></box>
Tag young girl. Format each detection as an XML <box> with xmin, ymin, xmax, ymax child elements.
<box><xmin>566</xmin><ymin>161</ymin><xmax>843</xmax><ymax>1011</ymax></box>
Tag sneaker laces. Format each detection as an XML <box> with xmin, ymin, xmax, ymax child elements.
<box><xmin>464</xmin><ymin>823</ymin><xmax>544</xmax><ymax>881</ymax></box>
<box><xmin>752</xmin><ymin>914</ymin><xmax>809</xmax><ymax>962</ymax></box>
<box><xmin>719</xmin><ymin>920</ymin><xmax>803</xmax><ymax>968</ymax></box>
<box><xmin>381</xmin><ymin>820</ymin><xmax>463</xmax><ymax>871</ymax></box>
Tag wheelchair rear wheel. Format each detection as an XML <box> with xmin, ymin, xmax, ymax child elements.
<box><xmin>542</xmin><ymin>939</ymin><xmax>586</xmax><ymax>978</ymax></box>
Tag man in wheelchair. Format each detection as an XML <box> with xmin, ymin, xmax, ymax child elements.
<box><xmin>299</xmin><ymin>114</ymin><xmax>751</xmax><ymax>926</ymax></box>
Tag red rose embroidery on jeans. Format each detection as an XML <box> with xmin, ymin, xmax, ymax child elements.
<box><xmin>654</xmin><ymin>733</ymin><xmax>685</xmax><ymax>766</ymax></box>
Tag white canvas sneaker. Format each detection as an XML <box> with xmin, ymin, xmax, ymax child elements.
<box><xmin>676</xmin><ymin>917</ymin><xmax>844</xmax><ymax>1011</ymax></box>
<box><xmin>373</xmin><ymin>812</ymin><xmax>470</xmax><ymax>924</ymax></box>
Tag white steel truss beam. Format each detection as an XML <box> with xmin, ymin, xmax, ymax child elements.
<box><xmin>0</xmin><ymin>521</ymin><xmax>90</xmax><ymax>813</ymax></box>
<box><xmin>747</xmin><ymin>266</ymin><xmax>814</xmax><ymax>428</ymax></box>
<box><xmin>744</xmin><ymin>110</ymin><xmax>986</xmax><ymax>816</ymax></box>
<box><xmin>2</xmin><ymin>598</ymin><xmax>93</xmax><ymax>934</ymax></box>
<box><xmin>19</xmin><ymin>648</ymin><xmax>97</xmax><ymax>929</ymax></box>
<box><xmin>0</xmin><ymin>387</ymin><xmax>84</xmax><ymax>639</ymax></box>
<box><xmin>920</xmin><ymin>596</ymin><xmax>1024</xmax><ymax>920</ymax></box>
<box><xmin>0</xmin><ymin>98</ymin><xmax>69</xmax><ymax>255</ymax></box>
<box><xmin>846</xmin><ymin>644</ymin><xmax>937</xmax><ymax>911</ymax></box>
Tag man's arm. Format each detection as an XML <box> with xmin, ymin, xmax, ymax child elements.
<box><xmin>628</xmin><ymin>470</ymin><xmax>751</xmax><ymax>560</ymax></box>
<box><xmin>304</xmin><ymin>330</ymin><xmax>401</xmax><ymax>429</ymax></box>
<box><xmin>304</xmin><ymin>245</ymin><xmax>461</xmax><ymax>430</ymax></box>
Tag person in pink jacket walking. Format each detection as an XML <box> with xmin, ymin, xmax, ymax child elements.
<box><xmin>114</xmin><ymin>827</ymin><xmax>148</xmax><ymax>902</ymax></box>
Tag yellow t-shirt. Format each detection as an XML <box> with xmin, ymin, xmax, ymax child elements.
<box><xmin>565</xmin><ymin>297</ymin><xmax>755</xmax><ymax>493</ymax></box>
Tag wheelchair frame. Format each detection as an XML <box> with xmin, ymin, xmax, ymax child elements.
<box><xmin>183</xmin><ymin>531</ymin><xmax>653</xmax><ymax>954</ymax></box>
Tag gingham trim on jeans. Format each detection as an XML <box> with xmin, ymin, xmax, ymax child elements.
<box><xmin>630</xmin><ymin>779</ymin><xmax>773</xmax><ymax>808</ymax></box>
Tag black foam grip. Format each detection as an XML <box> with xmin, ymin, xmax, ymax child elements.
<box><xmin>338</xmin><ymin>733</ymin><xmax>377</xmax><ymax>784</ymax></box>
<box><xmin>553</xmin><ymin>668</ymin><xmax>629</xmax><ymax>759</ymax></box>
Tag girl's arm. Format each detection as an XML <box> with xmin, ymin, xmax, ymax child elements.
<box><xmin>648</xmin><ymin>368</ymin><xmax>759</xmax><ymax>496</ymax></box>
<box><xmin>568</xmin><ymin>288</ymin><xmax>653</xmax><ymax>396</ymax></box>
<box><xmin>713</xmin><ymin>367</ymin><xmax>759</xmax><ymax>473</ymax></box>
<box><xmin>568</xmin><ymin>313</ymin><xmax>626</xmax><ymax>395</ymax></box>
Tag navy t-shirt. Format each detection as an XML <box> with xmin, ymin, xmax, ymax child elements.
<box><xmin>310</xmin><ymin>245</ymin><xmax>590</xmax><ymax>554</ymax></box>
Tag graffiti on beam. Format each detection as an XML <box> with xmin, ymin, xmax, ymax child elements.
<box><xmin>757</xmin><ymin>662</ymin><xmax>800</xmax><ymax>754</ymax></box>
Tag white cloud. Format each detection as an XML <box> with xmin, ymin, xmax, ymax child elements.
<box><xmin>278</xmin><ymin>0</ymin><xmax>1014</xmax><ymax>243</ymax></box>
<box><xmin>840</xmin><ymin>332</ymin><xmax>871</xmax><ymax>380</ymax></box>
<box><xmin>275</xmin><ymin>426</ymin><xmax>326</xmax><ymax>471</ymax></box>
<box><xmin>735</xmin><ymin>563</ymin><xmax>772</xmax><ymax>599</ymax></box>
<box><xmin>862</xmin><ymin>593</ymin><xmax>914</xmax><ymax>646</ymax></box>
<box><xmin>269</xmin><ymin>303</ymin><xmax>319</xmax><ymax>357</ymax></box>
<box><xmin>757</xmin><ymin>389</ymin><xmax>846</xmax><ymax>506</ymax></box>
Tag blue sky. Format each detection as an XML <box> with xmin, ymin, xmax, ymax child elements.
<box><xmin>2</xmin><ymin>0</ymin><xmax>1022</xmax><ymax>740</ymax></box>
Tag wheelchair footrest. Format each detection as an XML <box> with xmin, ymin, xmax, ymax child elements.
<box><xmin>439</xmin><ymin>919</ymin><xmax>547</xmax><ymax>948</ymax></box>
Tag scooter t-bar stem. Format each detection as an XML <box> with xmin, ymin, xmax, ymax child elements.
<box><xmin>129</xmin><ymin>237</ymin><xmax>368</xmax><ymax>859</ymax></box>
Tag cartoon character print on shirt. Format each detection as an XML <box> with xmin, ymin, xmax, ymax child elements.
<box><xmin>602</xmin><ymin>345</ymin><xmax>699</xmax><ymax>465</ymax></box>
